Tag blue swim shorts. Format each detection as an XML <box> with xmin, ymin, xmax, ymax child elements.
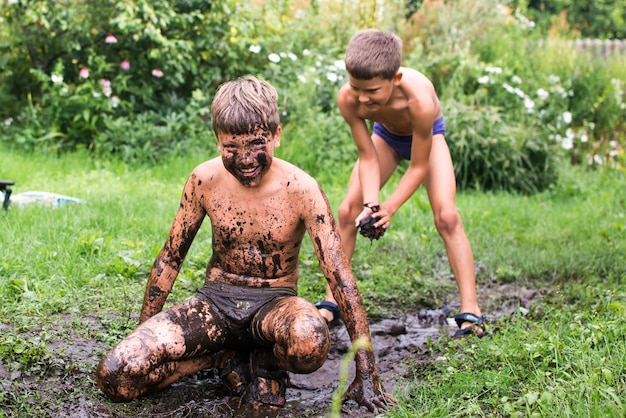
<box><xmin>373</xmin><ymin>115</ymin><xmax>446</xmax><ymax>161</ymax></box>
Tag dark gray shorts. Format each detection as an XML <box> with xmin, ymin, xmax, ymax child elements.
<box><xmin>196</xmin><ymin>280</ymin><xmax>297</xmax><ymax>328</ymax></box>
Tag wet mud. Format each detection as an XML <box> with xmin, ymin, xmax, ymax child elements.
<box><xmin>0</xmin><ymin>283</ymin><xmax>543</xmax><ymax>417</ymax></box>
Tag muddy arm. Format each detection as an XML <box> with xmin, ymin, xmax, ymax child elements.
<box><xmin>303</xmin><ymin>183</ymin><xmax>392</xmax><ymax>411</ymax></box>
<box><xmin>139</xmin><ymin>173</ymin><xmax>206</xmax><ymax>323</ymax></box>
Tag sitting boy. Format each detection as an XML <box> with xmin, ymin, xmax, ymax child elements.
<box><xmin>95</xmin><ymin>75</ymin><xmax>393</xmax><ymax>412</ymax></box>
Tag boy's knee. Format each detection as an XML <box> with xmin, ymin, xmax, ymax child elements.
<box><xmin>337</xmin><ymin>200</ymin><xmax>358</xmax><ymax>228</ymax></box>
<box><xmin>286</xmin><ymin>317</ymin><xmax>329</xmax><ymax>374</ymax></box>
<box><xmin>434</xmin><ymin>206</ymin><xmax>461</xmax><ymax>235</ymax></box>
<box><xmin>95</xmin><ymin>353</ymin><xmax>137</xmax><ymax>402</ymax></box>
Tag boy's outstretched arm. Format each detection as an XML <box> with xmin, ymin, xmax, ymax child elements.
<box><xmin>139</xmin><ymin>171</ymin><xmax>206</xmax><ymax>323</ymax></box>
<box><xmin>337</xmin><ymin>87</ymin><xmax>381</xmax><ymax>212</ymax></box>
<box><xmin>303</xmin><ymin>182</ymin><xmax>395</xmax><ymax>412</ymax></box>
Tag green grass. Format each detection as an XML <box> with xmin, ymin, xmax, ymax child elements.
<box><xmin>1</xmin><ymin>145</ymin><xmax>625</xmax><ymax>417</ymax></box>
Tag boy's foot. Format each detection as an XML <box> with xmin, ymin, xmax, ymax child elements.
<box><xmin>241</xmin><ymin>351</ymin><xmax>289</xmax><ymax>407</ymax></box>
<box><xmin>242</xmin><ymin>372</ymin><xmax>289</xmax><ymax>407</ymax></box>
<box><xmin>315</xmin><ymin>301</ymin><xmax>341</xmax><ymax>326</ymax></box>
<box><xmin>453</xmin><ymin>312</ymin><xmax>488</xmax><ymax>338</ymax></box>
<box><xmin>219</xmin><ymin>351</ymin><xmax>251</xmax><ymax>397</ymax></box>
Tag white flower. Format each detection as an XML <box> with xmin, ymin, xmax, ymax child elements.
<box><xmin>580</xmin><ymin>133</ymin><xmax>588</xmax><ymax>143</ymax></box>
<box><xmin>485</xmin><ymin>66</ymin><xmax>502</xmax><ymax>74</ymax></box>
<box><xmin>589</xmin><ymin>154</ymin><xmax>603</xmax><ymax>165</ymax></box>
<box><xmin>548</xmin><ymin>75</ymin><xmax>560</xmax><ymax>84</ymax></box>
<box><xmin>333</xmin><ymin>60</ymin><xmax>346</xmax><ymax>71</ymax></box>
<box><xmin>512</xmin><ymin>75</ymin><xmax>522</xmax><ymax>84</ymax></box>
<box><xmin>562</xmin><ymin>111</ymin><xmax>572</xmax><ymax>124</ymax></box>
<box><xmin>51</xmin><ymin>74</ymin><xmax>64</xmax><ymax>83</ymax></box>
<box><xmin>302</xmin><ymin>49</ymin><xmax>311</xmax><ymax>56</ymax></box>
<box><xmin>536</xmin><ymin>88</ymin><xmax>549</xmax><ymax>101</ymax></box>
<box><xmin>561</xmin><ymin>136</ymin><xmax>573</xmax><ymax>150</ymax></box>
<box><xmin>478</xmin><ymin>76</ymin><xmax>490</xmax><ymax>84</ymax></box>
<box><xmin>110</xmin><ymin>96</ymin><xmax>120</xmax><ymax>108</ymax></box>
<box><xmin>268</xmin><ymin>53</ymin><xmax>280</xmax><ymax>63</ymax></box>
<box><xmin>524</xmin><ymin>97</ymin><xmax>535</xmax><ymax>113</ymax></box>
<box><xmin>326</xmin><ymin>72</ymin><xmax>338</xmax><ymax>83</ymax></box>
<box><xmin>513</xmin><ymin>87</ymin><xmax>526</xmax><ymax>99</ymax></box>
<box><xmin>502</xmin><ymin>83</ymin><xmax>515</xmax><ymax>94</ymax></box>
<box><xmin>297</xmin><ymin>75</ymin><xmax>307</xmax><ymax>83</ymax></box>
<box><xmin>4</xmin><ymin>117</ymin><xmax>13</xmax><ymax>126</ymax></box>
<box><xmin>287</xmin><ymin>52</ymin><xmax>297</xmax><ymax>61</ymax></box>
<box><xmin>249</xmin><ymin>45</ymin><xmax>261</xmax><ymax>54</ymax></box>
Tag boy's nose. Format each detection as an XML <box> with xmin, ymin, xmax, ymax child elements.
<box><xmin>241</xmin><ymin>151</ymin><xmax>254</xmax><ymax>163</ymax></box>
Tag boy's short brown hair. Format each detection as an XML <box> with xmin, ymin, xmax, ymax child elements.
<box><xmin>345</xmin><ymin>29</ymin><xmax>402</xmax><ymax>80</ymax></box>
<box><xmin>211</xmin><ymin>75</ymin><xmax>280</xmax><ymax>137</ymax></box>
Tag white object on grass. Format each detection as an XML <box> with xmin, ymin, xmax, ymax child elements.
<box><xmin>9</xmin><ymin>191</ymin><xmax>83</xmax><ymax>207</ymax></box>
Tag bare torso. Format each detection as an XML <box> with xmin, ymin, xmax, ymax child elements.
<box><xmin>194</xmin><ymin>158</ymin><xmax>312</xmax><ymax>290</ymax></box>
<box><xmin>347</xmin><ymin>67</ymin><xmax>442</xmax><ymax>136</ymax></box>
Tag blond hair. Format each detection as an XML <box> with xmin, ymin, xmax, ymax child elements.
<box><xmin>345</xmin><ymin>29</ymin><xmax>402</xmax><ymax>80</ymax></box>
<box><xmin>211</xmin><ymin>75</ymin><xmax>279</xmax><ymax>136</ymax></box>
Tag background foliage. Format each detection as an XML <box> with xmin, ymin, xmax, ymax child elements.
<box><xmin>0</xmin><ymin>0</ymin><xmax>625</xmax><ymax>192</ymax></box>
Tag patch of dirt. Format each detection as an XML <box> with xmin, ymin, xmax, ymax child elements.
<box><xmin>0</xmin><ymin>283</ymin><xmax>545</xmax><ymax>417</ymax></box>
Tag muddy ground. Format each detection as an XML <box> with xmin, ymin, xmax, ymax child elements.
<box><xmin>0</xmin><ymin>283</ymin><xmax>543</xmax><ymax>418</ymax></box>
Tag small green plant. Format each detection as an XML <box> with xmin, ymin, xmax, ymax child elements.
<box><xmin>329</xmin><ymin>336</ymin><xmax>372</xmax><ymax>417</ymax></box>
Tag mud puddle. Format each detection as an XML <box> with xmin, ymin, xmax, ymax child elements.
<box><xmin>0</xmin><ymin>283</ymin><xmax>543</xmax><ymax>417</ymax></box>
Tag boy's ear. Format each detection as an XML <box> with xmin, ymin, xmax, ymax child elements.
<box><xmin>274</xmin><ymin>126</ymin><xmax>282</xmax><ymax>148</ymax></box>
<box><xmin>393</xmin><ymin>71</ymin><xmax>403</xmax><ymax>85</ymax></box>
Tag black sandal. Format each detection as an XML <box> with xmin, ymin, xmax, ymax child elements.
<box><xmin>453</xmin><ymin>312</ymin><xmax>488</xmax><ymax>338</ymax></box>
<box><xmin>315</xmin><ymin>301</ymin><xmax>341</xmax><ymax>327</ymax></box>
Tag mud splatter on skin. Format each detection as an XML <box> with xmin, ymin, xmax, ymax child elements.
<box><xmin>148</xmin><ymin>285</ymin><xmax>164</xmax><ymax>302</ymax></box>
<box><xmin>252</xmin><ymin>298</ymin><xmax>329</xmax><ymax>374</ymax></box>
<box><xmin>221</xmin><ymin>131</ymin><xmax>274</xmax><ymax>187</ymax></box>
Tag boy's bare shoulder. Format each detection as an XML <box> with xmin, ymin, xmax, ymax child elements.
<box><xmin>399</xmin><ymin>67</ymin><xmax>441</xmax><ymax>119</ymax></box>
<box><xmin>273</xmin><ymin>158</ymin><xmax>319</xmax><ymax>189</ymax></box>
<box><xmin>399</xmin><ymin>67</ymin><xmax>436</xmax><ymax>96</ymax></box>
<box><xmin>187</xmin><ymin>158</ymin><xmax>225</xmax><ymax>185</ymax></box>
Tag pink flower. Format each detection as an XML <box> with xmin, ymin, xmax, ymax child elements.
<box><xmin>120</xmin><ymin>60</ymin><xmax>130</xmax><ymax>70</ymax></box>
<box><xmin>105</xmin><ymin>34</ymin><xmax>117</xmax><ymax>44</ymax></box>
<box><xmin>101</xmin><ymin>79</ymin><xmax>112</xmax><ymax>97</ymax></box>
<box><xmin>151</xmin><ymin>69</ymin><xmax>163</xmax><ymax>78</ymax></box>
<box><xmin>79</xmin><ymin>67</ymin><xmax>89</xmax><ymax>79</ymax></box>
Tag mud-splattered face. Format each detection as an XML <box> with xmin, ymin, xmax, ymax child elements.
<box><xmin>218</xmin><ymin>128</ymin><xmax>281</xmax><ymax>187</ymax></box>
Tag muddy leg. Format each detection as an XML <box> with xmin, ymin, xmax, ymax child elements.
<box><xmin>252</xmin><ymin>296</ymin><xmax>329</xmax><ymax>373</ymax></box>
<box><xmin>95</xmin><ymin>297</ymin><xmax>230</xmax><ymax>402</ymax></box>
<box><xmin>241</xmin><ymin>297</ymin><xmax>329</xmax><ymax>407</ymax></box>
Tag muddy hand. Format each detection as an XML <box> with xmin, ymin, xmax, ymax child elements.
<box><xmin>344</xmin><ymin>376</ymin><xmax>396</xmax><ymax>413</ymax></box>
<box><xmin>354</xmin><ymin>207</ymin><xmax>376</xmax><ymax>227</ymax></box>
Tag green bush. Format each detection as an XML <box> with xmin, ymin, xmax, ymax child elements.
<box><xmin>445</xmin><ymin>100</ymin><xmax>558</xmax><ymax>194</ymax></box>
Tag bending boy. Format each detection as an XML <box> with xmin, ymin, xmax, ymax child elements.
<box><xmin>317</xmin><ymin>29</ymin><xmax>486</xmax><ymax>337</ymax></box>
<box><xmin>95</xmin><ymin>75</ymin><xmax>392</xmax><ymax>412</ymax></box>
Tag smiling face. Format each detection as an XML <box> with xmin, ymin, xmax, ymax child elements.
<box><xmin>347</xmin><ymin>74</ymin><xmax>400</xmax><ymax>111</ymax></box>
<box><xmin>218</xmin><ymin>127</ymin><xmax>281</xmax><ymax>187</ymax></box>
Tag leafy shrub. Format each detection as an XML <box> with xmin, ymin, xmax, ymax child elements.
<box><xmin>445</xmin><ymin>99</ymin><xmax>558</xmax><ymax>194</ymax></box>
